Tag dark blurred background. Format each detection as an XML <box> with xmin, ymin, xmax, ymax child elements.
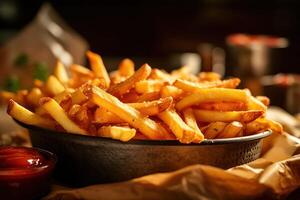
<box><xmin>0</xmin><ymin>0</ymin><xmax>300</xmax><ymax>73</ymax></box>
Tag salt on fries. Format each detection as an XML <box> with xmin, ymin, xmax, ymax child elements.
<box><xmin>4</xmin><ymin>51</ymin><xmax>282</xmax><ymax>143</ymax></box>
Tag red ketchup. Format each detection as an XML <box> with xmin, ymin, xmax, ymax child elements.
<box><xmin>0</xmin><ymin>147</ymin><xmax>56</xmax><ymax>200</ymax></box>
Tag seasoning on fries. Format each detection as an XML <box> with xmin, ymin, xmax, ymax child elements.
<box><xmin>4</xmin><ymin>51</ymin><xmax>282</xmax><ymax>143</ymax></box>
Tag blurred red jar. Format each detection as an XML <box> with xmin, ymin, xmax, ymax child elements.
<box><xmin>0</xmin><ymin>146</ymin><xmax>56</xmax><ymax>200</ymax></box>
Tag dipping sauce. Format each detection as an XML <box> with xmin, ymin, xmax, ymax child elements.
<box><xmin>0</xmin><ymin>147</ymin><xmax>56</xmax><ymax>200</ymax></box>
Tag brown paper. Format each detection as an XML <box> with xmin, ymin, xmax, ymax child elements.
<box><xmin>44</xmin><ymin>132</ymin><xmax>300</xmax><ymax>200</ymax></box>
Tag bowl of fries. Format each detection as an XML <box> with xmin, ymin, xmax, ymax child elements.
<box><xmin>4</xmin><ymin>51</ymin><xmax>282</xmax><ymax>186</ymax></box>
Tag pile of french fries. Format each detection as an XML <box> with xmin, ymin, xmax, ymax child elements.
<box><xmin>3</xmin><ymin>51</ymin><xmax>283</xmax><ymax>143</ymax></box>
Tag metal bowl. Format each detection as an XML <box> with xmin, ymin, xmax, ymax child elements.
<box><xmin>15</xmin><ymin>120</ymin><xmax>271</xmax><ymax>187</ymax></box>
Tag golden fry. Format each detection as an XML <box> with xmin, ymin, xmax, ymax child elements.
<box><xmin>136</xmin><ymin>91</ymin><xmax>160</xmax><ymax>102</ymax></box>
<box><xmin>256</xmin><ymin>96</ymin><xmax>270</xmax><ymax>107</ymax></box>
<box><xmin>160</xmin><ymin>85</ymin><xmax>183</xmax><ymax>99</ymax></box>
<box><xmin>128</xmin><ymin>97</ymin><xmax>173</xmax><ymax>116</ymax></box>
<box><xmin>149</xmin><ymin>68</ymin><xmax>174</xmax><ymax>83</ymax></box>
<box><xmin>118</xmin><ymin>58</ymin><xmax>135</xmax><ymax>77</ymax></box>
<box><xmin>135</xmin><ymin>80</ymin><xmax>165</xmax><ymax>94</ymax></box>
<box><xmin>98</xmin><ymin>126</ymin><xmax>136</xmax><ymax>142</ymax></box>
<box><xmin>94</xmin><ymin>106</ymin><xmax>123</xmax><ymax>124</ymax></box>
<box><xmin>53</xmin><ymin>60</ymin><xmax>69</xmax><ymax>84</ymax></box>
<box><xmin>45</xmin><ymin>75</ymin><xmax>65</xmax><ymax>96</ymax></box>
<box><xmin>182</xmin><ymin>108</ymin><xmax>204</xmax><ymax>143</ymax></box>
<box><xmin>90</xmin><ymin>86</ymin><xmax>166</xmax><ymax>139</ymax></box>
<box><xmin>86</xmin><ymin>51</ymin><xmax>110</xmax><ymax>88</ymax></box>
<box><xmin>158</xmin><ymin>109</ymin><xmax>195</xmax><ymax>143</ymax></box>
<box><xmin>217</xmin><ymin>121</ymin><xmax>243</xmax><ymax>138</ymax></box>
<box><xmin>194</xmin><ymin>109</ymin><xmax>264</xmax><ymax>123</ymax></box>
<box><xmin>198</xmin><ymin>72</ymin><xmax>221</xmax><ymax>81</ymax></box>
<box><xmin>176</xmin><ymin>88</ymin><xmax>248</xmax><ymax>110</ymax></box>
<box><xmin>203</xmin><ymin>122</ymin><xmax>227</xmax><ymax>139</ymax></box>
<box><xmin>40</xmin><ymin>97</ymin><xmax>86</xmax><ymax>134</ymax></box>
<box><xmin>27</xmin><ymin>88</ymin><xmax>43</xmax><ymax>107</ymax></box>
<box><xmin>108</xmin><ymin>64</ymin><xmax>151</xmax><ymax>97</ymax></box>
<box><xmin>174</xmin><ymin>78</ymin><xmax>240</xmax><ymax>93</ymax></box>
<box><xmin>196</xmin><ymin>101</ymin><xmax>246</xmax><ymax>111</ymax></box>
<box><xmin>7</xmin><ymin>99</ymin><xmax>55</xmax><ymax>128</ymax></box>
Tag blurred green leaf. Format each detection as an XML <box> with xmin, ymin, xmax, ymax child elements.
<box><xmin>33</xmin><ymin>62</ymin><xmax>49</xmax><ymax>81</ymax></box>
<box><xmin>4</xmin><ymin>75</ymin><xmax>20</xmax><ymax>92</ymax></box>
<box><xmin>14</xmin><ymin>53</ymin><xmax>29</xmax><ymax>67</ymax></box>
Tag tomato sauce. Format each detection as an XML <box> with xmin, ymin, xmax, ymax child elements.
<box><xmin>0</xmin><ymin>147</ymin><xmax>56</xmax><ymax>200</ymax></box>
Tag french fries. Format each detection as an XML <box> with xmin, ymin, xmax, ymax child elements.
<box><xmin>128</xmin><ymin>97</ymin><xmax>173</xmax><ymax>116</ymax></box>
<box><xmin>194</xmin><ymin>109</ymin><xmax>263</xmax><ymax>123</ymax></box>
<box><xmin>89</xmin><ymin>86</ymin><xmax>166</xmax><ymax>139</ymax></box>
<box><xmin>118</xmin><ymin>58</ymin><xmax>135</xmax><ymax>77</ymax></box>
<box><xmin>53</xmin><ymin>61</ymin><xmax>69</xmax><ymax>84</ymax></box>
<box><xmin>98</xmin><ymin>126</ymin><xmax>136</xmax><ymax>142</ymax></box>
<box><xmin>217</xmin><ymin>121</ymin><xmax>243</xmax><ymax>138</ymax></box>
<box><xmin>45</xmin><ymin>75</ymin><xmax>65</xmax><ymax>96</ymax></box>
<box><xmin>176</xmin><ymin>88</ymin><xmax>248</xmax><ymax>110</ymax></box>
<box><xmin>158</xmin><ymin>109</ymin><xmax>196</xmax><ymax>143</ymax></box>
<box><xmin>196</xmin><ymin>101</ymin><xmax>246</xmax><ymax>111</ymax></box>
<box><xmin>5</xmin><ymin>51</ymin><xmax>282</xmax><ymax>143</ymax></box>
<box><xmin>203</xmin><ymin>122</ymin><xmax>227</xmax><ymax>139</ymax></box>
<box><xmin>182</xmin><ymin>108</ymin><xmax>204</xmax><ymax>143</ymax></box>
<box><xmin>86</xmin><ymin>51</ymin><xmax>110</xmax><ymax>88</ymax></box>
<box><xmin>108</xmin><ymin>64</ymin><xmax>151</xmax><ymax>97</ymax></box>
<box><xmin>40</xmin><ymin>97</ymin><xmax>86</xmax><ymax>134</ymax></box>
<box><xmin>135</xmin><ymin>80</ymin><xmax>165</xmax><ymax>94</ymax></box>
<box><xmin>7</xmin><ymin>99</ymin><xmax>55</xmax><ymax>128</ymax></box>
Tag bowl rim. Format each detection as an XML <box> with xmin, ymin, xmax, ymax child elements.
<box><xmin>15</xmin><ymin>119</ymin><xmax>272</xmax><ymax>146</ymax></box>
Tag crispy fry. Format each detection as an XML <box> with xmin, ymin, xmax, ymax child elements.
<box><xmin>68</xmin><ymin>104</ymin><xmax>81</xmax><ymax>117</ymax></box>
<box><xmin>94</xmin><ymin>106</ymin><xmax>123</xmax><ymax>124</ymax></box>
<box><xmin>136</xmin><ymin>91</ymin><xmax>160</xmax><ymax>102</ymax></box>
<box><xmin>1</xmin><ymin>91</ymin><xmax>15</xmax><ymax>104</ymax></box>
<box><xmin>7</xmin><ymin>99</ymin><xmax>55</xmax><ymax>128</ymax></box>
<box><xmin>196</xmin><ymin>101</ymin><xmax>246</xmax><ymax>111</ymax></box>
<box><xmin>45</xmin><ymin>75</ymin><xmax>65</xmax><ymax>96</ymax></box>
<box><xmin>108</xmin><ymin>63</ymin><xmax>151</xmax><ymax>97</ymax></box>
<box><xmin>33</xmin><ymin>79</ymin><xmax>44</xmax><ymax>88</ymax></box>
<box><xmin>98</xmin><ymin>126</ymin><xmax>136</xmax><ymax>142</ymax></box>
<box><xmin>53</xmin><ymin>60</ymin><xmax>69</xmax><ymax>84</ymax></box>
<box><xmin>149</xmin><ymin>69</ymin><xmax>174</xmax><ymax>83</ymax></box>
<box><xmin>128</xmin><ymin>97</ymin><xmax>173</xmax><ymax>116</ymax></box>
<box><xmin>176</xmin><ymin>88</ymin><xmax>248</xmax><ymax>110</ymax></box>
<box><xmin>246</xmin><ymin>118</ymin><xmax>283</xmax><ymax>135</ymax></box>
<box><xmin>194</xmin><ymin>109</ymin><xmax>264</xmax><ymax>123</ymax></box>
<box><xmin>174</xmin><ymin>78</ymin><xmax>240</xmax><ymax>93</ymax></box>
<box><xmin>109</xmin><ymin>70</ymin><xmax>126</xmax><ymax>85</ymax></box>
<box><xmin>217</xmin><ymin>121</ymin><xmax>243</xmax><ymax>138</ymax></box>
<box><xmin>40</xmin><ymin>97</ymin><xmax>86</xmax><ymax>134</ymax></box>
<box><xmin>98</xmin><ymin>125</ymin><xmax>135</xmax><ymax>141</ymax></box>
<box><xmin>203</xmin><ymin>122</ymin><xmax>227</xmax><ymax>139</ymax></box>
<box><xmin>160</xmin><ymin>85</ymin><xmax>183</xmax><ymax>99</ymax></box>
<box><xmin>71</xmin><ymin>88</ymin><xmax>88</xmax><ymax>104</ymax></box>
<box><xmin>27</xmin><ymin>88</ymin><xmax>43</xmax><ymax>107</ymax></box>
<box><xmin>86</xmin><ymin>51</ymin><xmax>110</xmax><ymax>88</ymax></box>
<box><xmin>182</xmin><ymin>108</ymin><xmax>204</xmax><ymax>143</ymax></box>
<box><xmin>256</xmin><ymin>96</ymin><xmax>270</xmax><ymax>107</ymax></box>
<box><xmin>135</xmin><ymin>80</ymin><xmax>165</xmax><ymax>94</ymax></box>
<box><xmin>94</xmin><ymin>97</ymin><xmax>173</xmax><ymax>124</ymax></box>
<box><xmin>118</xmin><ymin>58</ymin><xmax>135</xmax><ymax>77</ymax></box>
<box><xmin>198</xmin><ymin>72</ymin><xmax>221</xmax><ymax>81</ymax></box>
<box><xmin>90</xmin><ymin>86</ymin><xmax>166</xmax><ymax>139</ymax></box>
<box><xmin>158</xmin><ymin>109</ymin><xmax>195</xmax><ymax>143</ymax></box>
<box><xmin>70</xmin><ymin>64</ymin><xmax>94</xmax><ymax>77</ymax></box>
<box><xmin>171</xmin><ymin>66</ymin><xmax>198</xmax><ymax>82</ymax></box>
